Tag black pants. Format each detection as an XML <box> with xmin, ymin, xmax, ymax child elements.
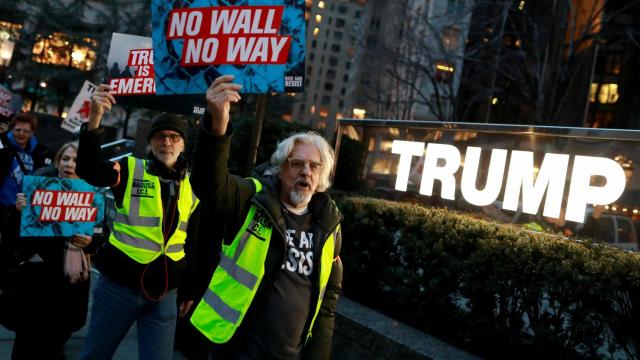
<box><xmin>0</xmin><ymin>206</ymin><xmax>20</xmax><ymax>287</ymax></box>
<box><xmin>12</xmin><ymin>327</ymin><xmax>71</xmax><ymax>359</ymax></box>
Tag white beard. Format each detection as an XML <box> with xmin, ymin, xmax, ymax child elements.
<box><xmin>289</xmin><ymin>188</ymin><xmax>313</xmax><ymax>207</ymax></box>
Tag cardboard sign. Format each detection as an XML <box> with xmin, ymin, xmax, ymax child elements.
<box><xmin>20</xmin><ymin>176</ymin><xmax>105</xmax><ymax>237</ymax></box>
<box><xmin>106</xmin><ymin>32</ymin><xmax>205</xmax><ymax>115</ymax></box>
<box><xmin>151</xmin><ymin>1</ymin><xmax>305</xmax><ymax>94</ymax></box>
<box><xmin>61</xmin><ymin>80</ymin><xmax>97</xmax><ymax>133</ymax></box>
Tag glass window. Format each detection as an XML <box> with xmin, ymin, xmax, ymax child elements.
<box><xmin>435</xmin><ymin>61</ymin><xmax>455</xmax><ymax>82</ymax></box>
<box><xmin>618</xmin><ymin>218</ymin><xmax>636</xmax><ymax>244</ymax></box>
<box><xmin>32</xmin><ymin>32</ymin><xmax>97</xmax><ymax>71</ymax></box>
<box><xmin>595</xmin><ymin>217</ymin><xmax>614</xmax><ymax>243</ymax></box>
<box><xmin>598</xmin><ymin>83</ymin><xmax>619</xmax><ymax>104</ymax></box>
<box><xmin>442</xmin><ymin>26</ymin><xmax>461</xmax><ymax>51</ymax></box>
<box><xmin>604</xmin><ymin>53</ymin><xmax>623</xmax><ymax>75</ymax></box>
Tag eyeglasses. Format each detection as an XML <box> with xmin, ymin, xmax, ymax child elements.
<box><xmin>152</xmin><ymin>133</ymin><xmax>182</xmax><ymax>143</ymax></box>
<box><xmin>286</xmin><ymin>158</ymin><xmax>324</xmax><ymax>174</ymax></box>
<box><xmin>12</xmin><ymin>128</ymin><xmax>32</xmax><ymax>134</ymax></box>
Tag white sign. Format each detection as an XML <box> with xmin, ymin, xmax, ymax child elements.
<box><xmin>392</xmin><ymin>140</ymin><xmax>627</xmax><ymax>223</ymax></box>
<box><xmin>61</xmin><ymin>80</ymin><xmax>97</xmax><ymax>133</ymax></box>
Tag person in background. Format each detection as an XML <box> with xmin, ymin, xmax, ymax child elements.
<box><xmin>189</xmin><ymin>75</ymin><xmax>343</xmax><ymax>359</ymax></box>
<box><xmin>0</xmin><ymin>113</ymin><xmax>51</xmax><ymax>288</ymax></box>
<box><xmin>10</xmin><ymin>141</ymin><xmax>92</xmax><ymax>359</ymax></box>
<box><xmin>77</xmin><ymin>84</ymin><xmax>199</xmax><ymax>360</ymax></box>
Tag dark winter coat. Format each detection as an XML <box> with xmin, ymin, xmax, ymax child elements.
<box><xmin>76</xmin><ymin>124</ymin><xmax>198</xmax><ymax>299</ymax></box>
<box><xmin>191</xmin><ymin>122</ymin><xmax>343</xmax><ymax>360</ymax></box>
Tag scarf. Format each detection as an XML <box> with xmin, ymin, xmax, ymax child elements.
<box><xmin>63</xmin><ymin>238</ymin><xmax>91</xmax><ymax>283</ymax></box>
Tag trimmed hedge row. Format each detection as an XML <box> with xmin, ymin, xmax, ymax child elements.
<box><xmin>335</xmin><ymin>196</ymin><xmax>640</xmax><ymax>359</ymax></box>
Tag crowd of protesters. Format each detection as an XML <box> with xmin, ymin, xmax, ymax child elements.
<box><xmin>0</xmin><ymin>75</ymin><xmax>344</xmax><ymax>360</ymax></box>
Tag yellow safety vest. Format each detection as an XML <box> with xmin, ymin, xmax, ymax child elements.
<box><xmin>191</xmin><ymin>178</ymin><xmax>339</xmax><ymax>344</ymax></box>
<box><xmin>109</xmin><ymin>157</ymin><xmax>199</xmax><ymax>264</ymax></box>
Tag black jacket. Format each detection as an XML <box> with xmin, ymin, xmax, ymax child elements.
<box><xmin>76</xmin><ymin>124</ymin><xmax>198</xmax><ymax>299</ymax></box>
<box><xmin>191</xmin><ymin>123</ymin><xmax>343</xmax><ymax>360</ymax></box>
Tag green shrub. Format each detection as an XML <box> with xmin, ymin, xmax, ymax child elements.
<box><xmin>335</xmin><ymin>196</ymin><xmax>640</xmax><ymax>359</ymax></box>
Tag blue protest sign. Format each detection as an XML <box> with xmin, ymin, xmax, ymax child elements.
<box><xmin>151</xmin><ymin>0</ymin><xmax>306</xmax><ymax>94</ymax></box>
<box><xmin>20</xmin><ymin>176</ymin><xmax>106</xmax><ymax>237</ymax></box>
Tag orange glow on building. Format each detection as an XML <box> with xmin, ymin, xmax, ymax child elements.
<box><xmin>566</xmin><ymin>0</ymin><xmax>603</xmax><ymax>53</ymax></box>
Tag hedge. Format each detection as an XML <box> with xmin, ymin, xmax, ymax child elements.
<box><xmin>335</xmin><ymin>196</ymin><xmax>640</xmax><ymax>359</ymax></box>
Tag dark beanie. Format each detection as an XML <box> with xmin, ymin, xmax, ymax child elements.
<box><xmin>147</xmin><ymin>113</ymin><xmax>187</xmax><ymax>142</ymax></box>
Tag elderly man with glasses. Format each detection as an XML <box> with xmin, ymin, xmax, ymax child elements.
<box><xmin>188</xmin><ymin>75</ymin><xmax>343</xmax><ymax>360</ymax></box>
<box><xmin>76</xmin><ymin>84</ymin><xmax>199</xmax><ymax>360</ymax></box>
<box><xmin>0</xmin><ymin>113</ymin><xmax>52</xmax><ymax>288</ymax></box>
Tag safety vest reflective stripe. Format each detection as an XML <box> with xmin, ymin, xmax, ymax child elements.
<box><xmin>202</xmin><ymin>289</ymin><xmax>241</xmax><ymax>324</ymax></box>
<box><xmin>111</xmin><ymin>229</ymin><xmax>162</xmax><ymax>252</ymax></box>
<box><xmin>116</xmin><ymin>158</ymin><xmax>161</xmax><ymax>228</ymax></box>
<box><xmin>166</xmin><ymin>243</ymin><xmax>184</xmax><ymax>253</ymax></box>
<box><xmin>218</xmin><ymin>255</ymin><xmax>258</xmax><ymax>289</ymax></box>
<box><xmin>114</xmin><ymin>213</ymin><xmax>160</xmax><ymax>227</ymax></box>
<box><xmin>109</xmin><ymin>157</ymin><xmax>198</xmax><ymax>264</ymax></box>
<box><xmin>306</xmin><ymin>224</ymin><xmax>339</xmax><ymax>342</ymax></box>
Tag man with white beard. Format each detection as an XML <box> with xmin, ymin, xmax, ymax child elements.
<box><xmin>189</xmin><ymin>75</ymin><xmax>343</xmax><ymax>359</ymax></box>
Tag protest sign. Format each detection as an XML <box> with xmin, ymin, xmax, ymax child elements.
<box><xmin>107</xmin><ymin>32</ymin><xmax>205</xmax><ymax>115</ymax></box>
<box><xmin>20</xmin><ymin>176</ymin><xmax>105</xmax><ymax>237</ymax></box>
<box><xmin>151</xmin><ymin>0</ymin><xmax>305</xmax><ymax>94</ymax></box>
<box><xmin>61</xmin><ymin>80</ymin><xmax>97</xmax><ymax>133</ymax></box>
<box><xmin>0</xmin><ymin>85</ymin><xmax>21</xmax><ymax>118</ymax></box>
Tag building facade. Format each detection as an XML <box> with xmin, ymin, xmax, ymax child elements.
<box><xmin>292</xmin><ymin>0</ymin><xmax>472</xmax><ymax>134</ymax></box>
<box><xmin>0</xmin><ymin>0</ymin><xmax>148</xmax><ymax>135</ymax></box>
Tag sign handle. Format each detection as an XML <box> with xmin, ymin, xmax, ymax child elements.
<box><xmin>246</xmin><ymin>94</ymin><xmax>268</xmax><ymax>176</ymax></box>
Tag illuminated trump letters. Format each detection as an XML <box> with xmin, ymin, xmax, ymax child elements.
<box><xmin>391</xmin><ymin>140</ymin><xmax>626</xmax><ymax>223</ymax></box>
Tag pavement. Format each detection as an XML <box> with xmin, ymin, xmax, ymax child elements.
<box><xmin>0</xmin><ymin>269</ymin><xmax>189</xmax><ymax>359</ymax></box>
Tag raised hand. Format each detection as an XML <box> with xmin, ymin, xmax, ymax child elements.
<box><xmin>205</xmin><ymin>75</ymin><xmax>242</xmax><ymax>135</ymax></box>
<box><xmin>88</xmin><ymin>84</ymin><xmax>116</xmax><ymax>130</ymax></box>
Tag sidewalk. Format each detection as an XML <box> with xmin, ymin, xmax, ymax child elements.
<box><xmin>0</xmin><ymin>269</ymin><xmax>188</xmax><ymax>359</ymax></box>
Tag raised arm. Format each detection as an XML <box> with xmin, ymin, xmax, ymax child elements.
<box><xmin>204</xmin><ymin>75</ymin><xmax>242</xmax><ymax>135</ymax></box>
<box><xmin>191</xmin><ymin>75</ymin><xmax>248</xmax><ymax>202</ymax></box>
<box><xmin>76</xmin><ymin>84</ymin><xmax>122</xmax><ymax>189</ymax></box>
<box><xmin>87</xmin><ymin>84</ymin><xmax>116</xmax><ymax>131</ymax></box>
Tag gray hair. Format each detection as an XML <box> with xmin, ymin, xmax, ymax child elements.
<box><xmin>265</xmin><ymin>131</ymin><xmax>335</xmax><ymax>192</ymax></box>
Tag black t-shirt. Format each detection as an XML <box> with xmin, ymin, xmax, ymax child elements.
<box><xmin>235</xmin><ymin>206</ymin><xmax>318</xmax><ymax>359</ymax></box>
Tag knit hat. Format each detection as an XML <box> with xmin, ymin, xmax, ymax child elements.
<box><xmin>147</xmin><ymin>113</ymin><xmax>187</xmax><ymax>142</ymax></box>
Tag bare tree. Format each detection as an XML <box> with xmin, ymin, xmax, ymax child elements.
<box><xmin>458</xmin><ymin>0</ymin><xmax>640</xmax><ymax>126</ymax></box>
<box><xmin>355</xmin><ymin>0</ymin><xmax>475</xmax><ymax>121</ymax></box>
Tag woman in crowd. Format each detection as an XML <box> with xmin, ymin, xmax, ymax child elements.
<box><xmin>10</xmin><ymin>141</ymin><xmax>92</xmax><ymax>359</ymax></box>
